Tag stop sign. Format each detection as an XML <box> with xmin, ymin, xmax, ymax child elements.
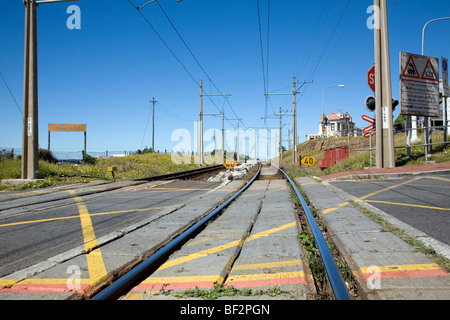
<box><xmin>367</xmin><ymin>65</ymin><xmax>375</xmax><ymax>93</ymax></box>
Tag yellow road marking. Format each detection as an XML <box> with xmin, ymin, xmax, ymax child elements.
<box><xmin>122</xmin><ymin>293</ymin><xmax>144</xmax><ymax>300</ymax></box>
<box><xmin>142</xmin><ymin>275</ymin><xmax>223</xmax><ymax>284</ymax></box>
<box><xmin>227</xmin><ymin>271</ymin><xmax>305</xmax><ymax>282</ymax></box>
<box><xmin>0</xmin><ymin>206</ymin><xmax>173</xmax><ymax>228</ymax></box>
<box><xmin>322</xmin><ymin>201</ymin><xmax>351</xmax><ymax>214</ymax></box>
<box><xmin>365</xmin><ymin>200</ymin><xmax>450</xmax><ymax>211</ymax></box>
<box><xmin>357</xmin><ymin>177</ymin><xmax>421</xmax><ymax>201</ymax></box>
<box><xmin>322</xmin><ymin>177</ymin><xmax>422</xmax><ymax>215</ymax></box>
<box><xmin>359</xmin><ymin>263</ymin><xmax>442</xmax><ymax>274</ymax></box>
<box><xmin>232</xmin><ymin>260</ymin><xmax>302</xmax><ymax>270</ymax></box>
<box><xmin>68</xmin><ymin>191</ymin><xmax>107</xmax><ymax>283</ymax></box>
<box><xmin>157</xmin><ymin>222</ymin><xmax>297</xmax><ymax>271</ymax></box>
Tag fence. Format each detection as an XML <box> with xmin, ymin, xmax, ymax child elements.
<box><xmin>348</xmin><ymin>122</ymin><xmax>450</xmax><ymax>167</ymax></box>
<box><xmin>0</xmin><ymin>148</ymin><xmax>15</xmax><ymax>161</ymax></box>
<box><xmin>0</xmin><ymin>148</ymin><xmax>172</xmax><ymax>162</ymax></box>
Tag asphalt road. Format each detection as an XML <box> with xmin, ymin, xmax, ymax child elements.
<box><xmin>0</xmin><ymin>180</ymin><xmax>221</xmax><ymax>278</ymax></box>
<box><xmin>329</xmin><ymin>175</ymin><xmax>450</xmax><ymax>246</ymax></box>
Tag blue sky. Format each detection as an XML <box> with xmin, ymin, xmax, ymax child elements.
<box><xmin>1</xmin><ymin>0</ymin><xmax>450</xmax><ymax>159</ymax></box>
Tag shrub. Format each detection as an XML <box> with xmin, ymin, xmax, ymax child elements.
<box><xmin>82</xmin><ymin>153</ymin><xmax>97</xmax><ymax>165</ymax></box>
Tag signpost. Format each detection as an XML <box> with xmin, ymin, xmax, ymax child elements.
<box><xmin>362</xmin><ymin>115</ymin><xmax>376</xmax><ymax>138</ymax></box>
<box><xmin>442</xmin><ymin>57</ymin><xmax>449</xmax><ymax>143</ymax></box>
<box><xmin>48</xmin><ymin>123</ymin><xmax>87</xmax><ymax>155</ymax></box>
<box><xmin>400</xmin><ymin>52</ymin><xmax>440</xmax><ymax>117</ymax></box>
<box><xmin>367</xmin><ymin>65</ymin><xmax>376</xmax><ymax>93</ymax></box>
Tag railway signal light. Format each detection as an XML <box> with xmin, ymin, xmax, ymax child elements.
<box><xmin>365</xmin><ymin>96</ymin><xmax>398</xmax><ymax>112</ymax></box>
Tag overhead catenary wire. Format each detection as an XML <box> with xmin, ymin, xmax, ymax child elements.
<box><xmin>0</xmin><ymin>71</ymin><xmax>22</xmax><ymax>116</ymax></box>
<box><xmin>156</xmin><ymin>0</ymin><xmax>244</xmax><ymax>130</ymax></box>
<box><xmin>127</xmin><ymin>0</ymin><xmax>247</xmax><ymax>128</ymax></box>
<box><xmin>256</xmin><ymin>0</ymin><xmax>275</xmax><ymax>126</ymax></box>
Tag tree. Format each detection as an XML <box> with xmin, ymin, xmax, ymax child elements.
<box><xmin>394</xmin><ymin>114</ymin><xmax>406</xmax><ymax>131</ymax></box>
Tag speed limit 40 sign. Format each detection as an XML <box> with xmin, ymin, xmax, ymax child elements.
<box><xmin>301</xmin><ymin>156</ymin><xmax>316</xmax><ymax>167</ymax></box>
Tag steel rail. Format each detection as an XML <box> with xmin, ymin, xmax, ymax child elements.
<box><xmin>92</xmin><ymin>163</ymin><xmax>261</xmax><ymax>300</ymax></box>
<box><xmin>276</xmin><ymin>166</ymin><xmax>351</xmax><ymax>300</ymax></box>
<box><xmin>133</xmin><ymin>164</ymin><xmax>224</xmax><ymax>182</ymax></box>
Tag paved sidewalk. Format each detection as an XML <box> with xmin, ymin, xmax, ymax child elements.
<box><xmin>295</xmin><ymin>171</ymin><xmax>450</xmax><ymax>300</ymax></box>
<box><xmin>317</xmin><ymin>161</ymin><xmax>450</xmax><ymax>181</ymax></box>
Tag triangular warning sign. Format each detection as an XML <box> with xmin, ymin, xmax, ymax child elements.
<box><xmin>421</xmin><ymin>58</ymin><xmax>439</xmax><ymax>81</ymax></box>
<box><xmin>402</xmin><ymin>55</ymin><xmax>420</xmax><ymax>78</ymax></box>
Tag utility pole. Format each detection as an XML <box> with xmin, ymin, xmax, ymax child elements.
<box><xmin>225</xmin><ymin>117</ymin><xmax>242</xmax><ymax>162</ymax></box>
<box><xmin>199</xmin><ymin>80</ymin><xmax>203</xmax><ymax>165</ymax></box>
<box><xmin>21</xmin><ymin>0</ymin><xmax>83</xmax><ymax>180</ymax></box>
<box><xmin>22</xmin><ymin>0</ymin><xmax>38</xmax><ymax>179</ymax></box>
<box><xmin>150</xmin><ymin>97</ymin><xmax>158</xmax><ymax>152</ymax></box>
<box><xmin>261</xmin><ymin>107</ymin><xmax>288</xmax><ymax>156</ymax></box>
<box><xmin>264</xmin><ymin>77</ymin><xmax>312</xmax><ymax>163</ymax></box>
<box><xmin>199</xmin><ymin>79</ymin><xmax>231</xmax><ymax>165</ymax></box>
<box><xmin>374</xmin><ymin>0</ymin><xmax>395</xmax><ymax>168</ymax></box>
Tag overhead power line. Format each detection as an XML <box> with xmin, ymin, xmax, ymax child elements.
<box><xmin>127</xmin><ymin>0</ymin><xmax>246</xmax><ymax>130</ymax></box>
<box><xmin>0</xmin><ymin>71</ymin><xmax>22</xmax><ymax>116</ymax></box>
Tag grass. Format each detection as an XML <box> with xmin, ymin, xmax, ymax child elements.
<box><xmin>160</xmin><ymin>282</ymin><xmax>286</xmax><ymax>300</ymax></box>
<box><xmin>278</xmin><ymin>132</ymin><xmax>450</xmax><ymax>178</ymax></box>
<box><xmin>0</xmin><ymin>152</ymin><xmax>203</xmax><ymax>191</ymax></box>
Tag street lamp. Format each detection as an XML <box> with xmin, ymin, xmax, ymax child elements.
<box><xmin>321</xmin><ymin>85</ymin><xmax>344</xmax><ymax>136</ymax></box>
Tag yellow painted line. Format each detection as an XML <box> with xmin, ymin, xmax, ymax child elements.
<box><xmin>157</xmin><ymin>221</ymin><xmax>297</xmax><ymax>271</ymax></box>
<box><xmin>429</xmin><ymin>176</ymin><xmax>450</xmax><ymax>182</ymax></box>
<box><xmin>122</xmin><ymin>293</ymin><xmax>144</xmax><ymax>300</ymax></box>
<box><xmin>68</xmin><ymin>191</ymin><xmax>107</xmax><ymax>283</ymax></box>
<box><xmin>0</xmin><ymin>279</ymin><xmax>20</xmax><ymax>287</ymax></box>
<box><xmin>359</xmin><ymin>263</ymin><xmax>442</xmax><ymax>274</ymax></box>
<box><xmin>358</xmin><ymin>177</ymin><xmax>421</xmax><ymax>201</ymax></box>
<box><xmin>0</xmin><ymin>206</ymin><xmax>173</xmax><ymax>228</ymax></box>
<box><xmin>232</xmin><ymin>260</ymin><xmax>302</xmax><ymax>270</ymax></box>
<box><xmin>142</xmin><ymin>275</ymin><xmax>223</xmax><ymax>284</ymax></box>
<box><xmin>365</xmin><ymin>200</ymin><xmax>450</xmax><ymax>211</ymax></box>
<box><xmin>322</xmin><ymin>201</ymin><xmax>351</xmax><ymax>214</ymax></box>
<box><xmin>227</xmin><ymin>271</ymin><xmax>305</xmax><ymax>282</ymax></box>
<box><xmin>3</xmin><ymin>278</ymin><xmax>92</xmax><ymax>285</ymax></box>
<box><xmin>300</xmin><ymin>181</ymin><xmax>318</xmax><ymax>186</ymax></box>
<box><xmin>321</xmin><ymin>177</ymin><xmax>423</xmax><ymax>215</ymax></box>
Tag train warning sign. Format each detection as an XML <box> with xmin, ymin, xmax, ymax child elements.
<box><xmin>400</xmin><ymin>52</ymin><xmax>440</xmax><ymax>117</ymax></box>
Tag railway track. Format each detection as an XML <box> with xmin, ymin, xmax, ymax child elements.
<box><xmin>91</xmin><ymin>163</ymin><xmax>351</xmax><ymax>300</ymax></box>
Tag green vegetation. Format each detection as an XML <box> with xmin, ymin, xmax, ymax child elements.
<box><xmin>0</xmin><ymin>151</ymin><xmax>202</xmax><ymax>191</ymax></box>
<box><xmin>158</xmin><ymin>282</ymin><xmax>286</xmax><ymax>300</ymax></box>
<box><xmin>278</xmin><ymin>132</ymin><xmax>450</xmax><ymax>177</ymax></box>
